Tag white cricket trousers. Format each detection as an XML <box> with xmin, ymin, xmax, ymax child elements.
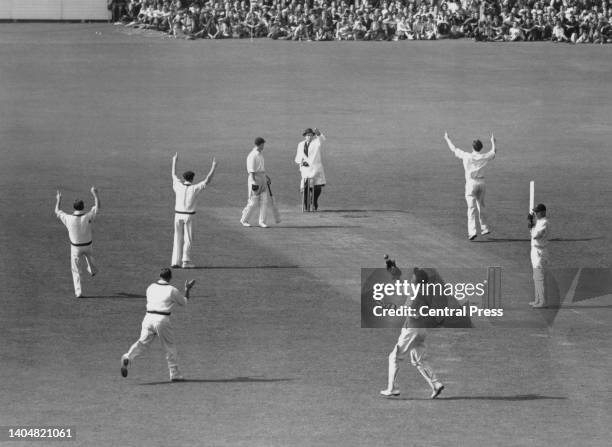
<box><xmin>387</xmin><ymin>328</ymin><xmax>441</xmax><ymax>392</ymax></box>
<box><xmin>465</xmin><ymin>179</ymin><xmax>489</xmax><ymax>237</ymax></box>
<box><xmin>531</xmin><ymin>247</ymin><xmax>548</xmax><ymax>305</ymax></box>
<box><xmin>172</xmin><ymin>213</ymin><xmax>194</xmax><ymax>266</ymax></box>
<box><xmin>125</xmin><ymin>313</ymin><xmax>181</xmax><ymax>379</ymax></box>
<box><xmin>70</xmin><ymin>244</ymin><xmax>97</xmax><ymax>297</ymax></box>
<box><xmin>241</xmin><ymin>185</ymin><xmax>268</xmax><ymax>225</ymax></box>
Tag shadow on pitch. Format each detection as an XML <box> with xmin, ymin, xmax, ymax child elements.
<box><xmin>79</xmin><ymin>292</ymin><xmax>145</xmax><ymax>299</ymax></box>
<box><xmin>318</xmin><ymin>209</ymin><xmax>409</xmax><ymax>214</ymax></box>
<box><xmin>476</xmin><ymin>237</ymin><xmax>602</xmax><ymax>243</ymax></box>
<box><xmin>275</xmin><ymin>225</ymin><xmax>359</xmax><ymax>229</ymax></box>
<box><xmin>393</xmin><ymin>394</ymin><xmax>566</xmax><ymax>401</ymax></box>
<box><xmin>548</xmin><ymin>304</ymin><xmax>612</xmax><ymax>309</ymax></box>
<box><xmin>189</xmin><ymin>265</ymin><xmax>301</xmax><ymax>270</ymax></box>
<box><xmin>139</xmin><ymin>377</ymin><xmax>295</xmax><ymax>386</ymax></box>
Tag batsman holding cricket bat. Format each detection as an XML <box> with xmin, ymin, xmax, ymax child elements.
<box><xmin>528</xmin><ymin>202</ymin><xmax>550</xmax><ymax>308</ymax></box>
<box><xmin>295</xmin><ymin>128</ymin><xmax>327</xmax><ymax>212</ymax></box>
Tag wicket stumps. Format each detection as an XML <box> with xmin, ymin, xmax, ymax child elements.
<box><xmin>302</xmin><ymin>178</ymin><xmax>314</xmax><ymax>212</ymax></box>
<box><xmin>483</xmin><ymin>266</ymin><xmax>502</xmax><ymax>309</ymax></box>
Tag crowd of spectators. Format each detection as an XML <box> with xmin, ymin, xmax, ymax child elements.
<box><xmin>109</xmin><ymin>0</ymin><xmax>612</xmax><ymax>43</ymax></box>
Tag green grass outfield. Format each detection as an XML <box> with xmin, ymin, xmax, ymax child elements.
<box><xmin>0</xmin><ymin>23</ymin><xmax>610</xmax><ymax>446</ymax></box>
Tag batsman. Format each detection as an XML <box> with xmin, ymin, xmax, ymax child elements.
<box><xmin>295</xmin><ymin>128</ymin><xmax>326</xmax><ymax>211</ymax></box>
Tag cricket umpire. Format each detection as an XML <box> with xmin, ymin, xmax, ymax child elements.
<box><xmin>55</xmin><ymin>187</ymin><xmax>100</xmax><ymax>298</ymax></box>
<box><xmin>295</xmin><ymin>128</ymin><xmax>326</xmax><ymax>211</ymax></box>
<box><xmin>121</xmin><ymin>268</ymin><xmax>196</xmax><ymax>382</ymax></box>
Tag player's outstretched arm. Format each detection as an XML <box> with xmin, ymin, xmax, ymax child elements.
<box><xmin>90</xmin><ymin>186</ymin><xmax>100</xmax><ymax>210</ymax></box>
<box><xmin>202</xmin><ymin>157</ymin><xmax>218</xmax><ymax>187</ymax></box>
<box><xmin>443</xmin><ymin>131</ymin><xmax>455</xmax><ymax>150</ymax></box>
<box><xmin>172</xmin><ymin>152</ymin><xmax>179</xmax><ymax>179</ymax></box>
<box><xmin>55</xmin><ymin>190</ymin><xmax>62</xmax><ymax>213</ymax></box>
<box><xmin>444</xmin><ymin>131</ymin><xmax>464</xmax><ymax>159</ymax></box>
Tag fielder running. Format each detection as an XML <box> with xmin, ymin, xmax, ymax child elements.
<box><xmin>55</xmin><ymin>187</ymin><xmax>100</xmax><ymax>298</ymax></box>
<box><xmin>121</xmin><ymin>268</ymin><xmax>196</xmax><ymax>382</ymax></box>
<box><xmin>294</xmin><ymin>128</ymin><xmax>326</xmax><ymax>211</ymax></box>
<box><xmin>444</xmin><ymin>132</ymin><xmax>497</xmax><ymax>240</ymax></box>
<box><xmin>240</xmin><ymin>137</ymin><xmax>269</xmax><ymax>228</ymax></box>
<box><xmin>528</xmin><ymin>203</ymin><xmax>549</xmax><ymax>308</ymax></box>
<box><xmin>381</xmin><ymin>267</ymin><xmax>445</xmax><ymax>399</ymax></box>
<box><xmin>171</xmin><ymin>153</ymin><xmax>217</xmax><ymax>268</ymax></box>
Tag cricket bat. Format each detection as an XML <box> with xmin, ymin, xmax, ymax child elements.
<box><xmin>267</xmin><ymin>183</ymin><xmax>281</xmax><ymax>224</ymax></box>
<box><xmin>529</xmin><ymin>180</ymin><xmax>535</xmax><ymax>212</ymax></box>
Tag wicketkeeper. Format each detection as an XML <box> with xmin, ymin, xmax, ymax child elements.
<box><xmin>381</xmin><ymin>267</ymin><xmax>444</xmax><ymax>399</ymax></box>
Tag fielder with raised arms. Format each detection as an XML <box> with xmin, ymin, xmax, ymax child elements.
<box><xmin>171</xmin><ymin>152</ymin><xmax>217</xmax><ymax>268</ymax></box>
<box><xmin>444</xmin><ymin>132</ymin><xmax>497</xmax><ymax>240</ymax></box>
<box><xmin>55</xmin><ymin>187</ymin><xmax>100</xmax><ymax>298</ymax></box>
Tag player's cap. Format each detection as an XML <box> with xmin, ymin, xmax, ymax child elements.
<box><xmin>254</xmin><ymin>137</ymin><xmax>266</xmax><ymax>146</ymax></box>
<box><xmin>302</xmin><ymin>128</ymin><xmax>315</xmax><ymax>136</ymax></box>
<box><xmin>533</xmin><ymin>203</ymin><xmax>546</xmax><ymax>213</ymax></box>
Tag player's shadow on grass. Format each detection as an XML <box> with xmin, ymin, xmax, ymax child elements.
<box><xmin>318</xmin><ymin>209</ymin><xmax>410</xmax><ymax>214</ymax></box>
<box><xmin>395</xmin><ymin>394</ymin><xmax>566</xmax><ymax>401</ymax></box>
<box><xmin>476</xmin><ymin>237</ymin><xmax>602</xmax><ymax>243</ymax></box>
<box><xmin>549</xmin><ymin>304</ymin><xmax>612</xmax><ymax>309</ymax></box>
<box><xmin>190</xmin><ymin>265</ymin><xmax>301</xmax><ymax>270</ymax></box>
<box><xmin>79</xmin><ymin>292</ymin><xmax>145</xmax><ymax>299</ymax></box>
<box><xmin>439</xmin><ymin>394</ymin><xmax>567</xmax><ymax>401</ymax></box>
<box><xmin>275</xmin><ymin>225</ymin><xmax>359</xmax><ymax>229</ymax></box>
<box><xmin>139</xmin><ymin>377</ymin><xmax>294</xmax><ymax>386</ymax></box>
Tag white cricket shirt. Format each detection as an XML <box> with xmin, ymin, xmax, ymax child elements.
<box><xmin>145</xmin><ymin>280</ymin><xmax>187</xmax><ymax>313</ymax></box>
<box><xmin>530</xmin><ymin>218</ymin><xmax>549</xmax><ymax>250</ymax></box>
<box><xmin>56</xmin><ymin>207</ymin><xmax>98</xmax><ymax>245</ymax></box>
<box><xmin>246</xmin><ymin>148</ymin><xmax>265</xmax><ymax>173</ymax></box>
<box><xmin>173</xmin><ymin>178</ymin><xmax>207</xmax><ymax>213</ymax></box>
<box><xmin>451</xmin><ymin>147</ymin><xmax>496</xmax><ymax>181</ymax></box>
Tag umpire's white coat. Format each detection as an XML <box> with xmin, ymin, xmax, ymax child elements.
<box><xmin>295</xmin><ymin>134</ymin><xmax>326</xmax><ymax>187</ymax></box>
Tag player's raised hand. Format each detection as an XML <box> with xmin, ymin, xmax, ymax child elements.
<box><xmin>173</xmin><ymin>152</ymin><xmax>178</xmax><ymax>160</ymax></box>
<box><xmin>90</xmin><ymin>186</ymin><xmax>98</xmax><ymax>195</ymax></box>
<box><xmin>444</xmin><ymin>131</ymin><xmax>449</xmax><ymax>140</ymax></box>
<box><xmin>490</xmin><ymin>133</ymin><xmax>495</xmax><ymax>144</ymax></box>
<box><xmin>56</xmin><ymin>190</ymin><xmax>62</xmax><ymax>200</ymax></box>
<box><xmin>185</xmin><ymin>279</ymin><xmax>196</xmax><ymax>290</ymax></box>
<box><xmin>211</xmin><ymin>157</ymin><xmax>217</xmax><ymax>167</ymax></box>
